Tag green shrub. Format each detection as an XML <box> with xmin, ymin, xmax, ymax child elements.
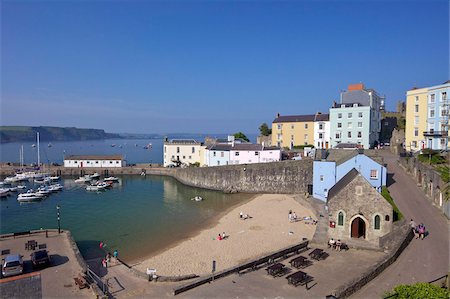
<box><xmin>383</xmin><ymin>282</ymin><xmax>449</xmax><ymax>299</ymax></box>
<box><xmin>381</xmin><ymin>186</ymin><xmax>403</xmax><ymax>221</ymax></box>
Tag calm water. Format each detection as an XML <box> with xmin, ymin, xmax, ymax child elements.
<box><xmin>0</xmin><ymin>135</ymin><xmax>257</xmax><ymax>165</ymax></box>
<box><xmin>0</xmin><ymin>175</ymin><xmax>251</xmax><ymax>262</ymax></box>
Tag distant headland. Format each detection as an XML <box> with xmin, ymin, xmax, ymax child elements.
<box><xmin>0</xmin><ymin>126</ymin><xmax>122</xmax><ymax>143</ymax></box>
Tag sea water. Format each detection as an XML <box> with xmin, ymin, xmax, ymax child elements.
<box><xmin>0</xmin><ymin>175</ymin><xmax>251</xmax><ymax>262</ymax></box>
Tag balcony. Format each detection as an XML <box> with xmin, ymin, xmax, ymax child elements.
<box><xmin>423</xmin><ymin>131</ymin><xmax>448</xmax><ymax>137</ymax></box>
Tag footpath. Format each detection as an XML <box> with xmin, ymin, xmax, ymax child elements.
<box><xmin>352</xmin><ymin>150</ymin><xmax>450</xmax><ymax>298</ymax></box>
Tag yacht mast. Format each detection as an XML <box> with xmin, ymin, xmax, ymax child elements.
<box><xmin>37</xmin><ymin>132</ymin><xmax>40</xmax><ymax>167</ymax></box>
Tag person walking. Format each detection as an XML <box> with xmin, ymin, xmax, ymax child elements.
<box><xmin>113</xmin><ymin>249</ymin><xmax>118</xmax><ymax>260</ymax></box>
<box><xmin>418</xmin><ymin>223</ymin><xmax>426</xmax><ymax>240</ymax></box>
<box><xmin>410</xmin><ymin>219</ymin><xmax>418</xmax><ymax>239</ymax></box>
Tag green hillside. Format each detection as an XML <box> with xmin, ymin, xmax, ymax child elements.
<box><xmin>0</xmin><ymin>126</ymin><xmax>121</xmax><ymax>143</ymax></box>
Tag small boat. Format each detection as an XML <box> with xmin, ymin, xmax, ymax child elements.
<box><xmin>37</xmin><ymin>187</ymin><xmax>51</xmax><ymax>196</ymax></box>
<box><xmin>48</xmin><ymin>184</ymin><xmax>63</xmax><ymax>192</ymax></box>
<box><xmin>34</xmin><ymin>177</ymin><xmax>51</xmax><ymax>184</ymax></box>
<box><xmin>90</xmin><ymin>173</ymin><xmax>100</xmax><ymax>180</ymax></box>
<box><xmin>143</xmin><ymin>143</ymin><xmax>153</xmax><ymax>149</ymax></box>
<box><xmin>104</xmin><ymin>176</ymin><xmax>119</xmax><ymax>182</ymax></box>
<box><xmin>17</xmin><ymin>192</ymin><xmax>44</xmax><ymax>202</ymax></box>
<box><xmin>50</xmin><ymin>176</ymin><xmax>60</xmax><ymax>181</ymax></box>
<box><xmin>111</xmin><ymin>144</ymin><xmax>116</xmax><ymax>147</ymax></box>
<box><xmin>7</xmin><ymin>187</ymin><xmax>18</xmax><ymax>192</ymax></box>
<box><xmin>86</xmin><ymin>184</ymin><xmax>107</xmax><ymax>191</ymax></box>
<box><xmin>0</xmin><ymin>189</ymin><xmax>10</xmax><ymax>198</ymax></box>
<box><xmin>4</xmin><ymin>176</ymin><xmax>21</xmax><ymax>183</ymax></box>
<box><xmin>191</xmin><ymin>196</ymin><xmax>203</xmax><ymax>202</ymax></box>
<box><xmin>32</xmin><ymin>144</ymin><xmax>36</xmax><ymax>148</ymax></box>
<box><xmin>16</xmin><ymin>185</ymin><xmax>27</xmax><ymax>190</ymax></box>
<box><xmin>48</xmin><ymin>143</ymin><xmax>52</xmax><ymax>147</ymax></box>
<box><xmin>75</xmin><ymin>176</ymin><xmax>92</xmax><ymax>183</ymax></box>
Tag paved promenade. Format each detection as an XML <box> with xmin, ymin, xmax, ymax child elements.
<box><xmin>353</xmin><ymin>150</ymin><xmax>450</xmax><ymax>298</ymax></box>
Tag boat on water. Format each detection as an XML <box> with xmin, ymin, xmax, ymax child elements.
<box><xmin>104</xmin><ymin>176</ymin><xmax>119</xmax><ymax>182</ymax></box>
<box><xmin>89</xmin><ymin>173</ymin><xmax>100</xmax><ymax>180</ymax></box>
<box><xmin>7</xmin><ymin>187</ymin><xmax>18</xmax><ymax>192</ymax></box>
<box><xmin>16</xmin><ymin>185</ymin><xmax>27</xmax><ymax>190</ymax></box>
<box><xmin>48</xmin><ymin>184</ymin><xmax>63</xmax><ymax>192</ymax></box>
<box><xmin>50</xmin><ymin>176</ymin><xmax>60</xmax><ymax>181</ymax></box>
<box><xmin>48</xmin><ymin>143</ymin><xmax>52</xmax><ymax>147</ymax></box>
<box><xmin>37</xmin><ymin>187</ymin><xmax>52</xmax><ymax>196</ymax></box>
<box><xmin>17</xmin><ymin>192</ymin><xmax>44</xmax><ymax>202</ymax></box>
<box><xmin>143</xmin><ymin>143</ymin><xmax>152</xmax><ymax>149</ymax></box>
<box><xmin>0</xmin><ymin>189</ymin><xmax>10</xmax><ymax>198</ymax></box>
<box><xmin>75</xmin><ymin>176</ymin><xmax>92</xmax><ymax>183</ymax></box>
<box><xmin>34</xmin><ymin>177</ymin><xmax>51</xmax><ymax>184</ymax></box>
<box><xmin>111</xmin><ymin>144</ymin><xmax>116</xmax><ymax>147</ymax></box>
<box><xmin>31</xmin><ymin>144</ymin><xmax>36</xmax><ymax>148</ymax></box>
<box><xmin>191</xmin><ymin>196</ymin><xmax>203</xmax><ymax>202</ymax></box>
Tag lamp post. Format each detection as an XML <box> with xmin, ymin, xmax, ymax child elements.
<box><xmin>57</xmin><ymin>205</ymin><xmax>61</xmax><ymax>234</ymax></box>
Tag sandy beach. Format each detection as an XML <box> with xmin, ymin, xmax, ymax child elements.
<box><xmin>134</xmin><ymin>194</ymin><xmax>317</xmax><ymax>276</ymax></box>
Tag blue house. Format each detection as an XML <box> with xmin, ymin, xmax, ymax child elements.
<box><xmin>313</xmin><ymin>149</ymin><xmax>387</xmax><ymax>202</ymax></box>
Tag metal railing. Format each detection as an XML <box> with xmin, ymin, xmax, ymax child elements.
<box><xmin>87</xmin><ymin>267</ymin><xmax>109</xmax><ymax>297</ymax></box>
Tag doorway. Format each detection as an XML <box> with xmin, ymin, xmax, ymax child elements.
<box><xmin>351</xmin><ymin>217</ymin><xmax>366</xmax><ymax>239</ymax></box>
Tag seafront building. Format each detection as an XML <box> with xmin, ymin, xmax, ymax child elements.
<box><xmin>64</xmin><ymin>155</ymin><xmax>126</xmax><ymax>167</ymax></box>
<box><xmin>312</xmin><ymin>149</ymin><xmax>386</xmax><ymax>202</ymax></box>
<box><xmin>329</xmin><ymin>83</ymin><xmax>383</xmax><ymax>149</ymax></box>
<box><xmin>313</xmin><ymin>113</ymin><xmax>330</xmax><ymax>149</ymax></box>
<box><xmin>271</xmin><ymin>112</ymin><xmax>328</xmax><ymax>148</ymax></box>
<box><xmin>163</xmin><ymin>139</ymin><xmax>205</xmax><ymax>167</ymax></box>
<box><xmin>405</xmin><ymin>81</ymin><xmax>450</xmax><ymax>152</ymax></box>
<box><xmin>205</xmin><ymin>142</ymin><xmax>281</xmax><ymax>166</ymax></box>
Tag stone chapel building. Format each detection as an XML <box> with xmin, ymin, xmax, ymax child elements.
<box><xmin>327</xmin><ymin>168</ymin><xmax>393</xmax><ymax>247</ymax></box>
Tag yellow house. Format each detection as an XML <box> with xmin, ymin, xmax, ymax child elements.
<box><xmin>405</xmin><ymin>87</ymin><xmax>428</xmax><ymax>151</ymax></box>
<box><xmin>271</xmin><ymin>114</ymin><xmax>315</xmax><ymax>148</ymax></box>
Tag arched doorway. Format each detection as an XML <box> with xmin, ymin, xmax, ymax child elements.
<box><xmin>351</xmin><ymin>217</ymin><xmax>366</xmax><ymax>239</ymax></box>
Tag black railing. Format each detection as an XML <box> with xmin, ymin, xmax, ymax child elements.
<box><xmin>423</xmin><ymin>131</ymin><xmax>448</xmax><ymax>137</ymax></box>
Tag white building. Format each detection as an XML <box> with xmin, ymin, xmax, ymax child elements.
<box><xmin>163</xmin><ymin>139</ymin><xmax>205</xmax><ymax>167</ymax></box>
<box><xmin>314</xmin><ymin>113</ymin><xmax>330</xmax><ymax>149</ymax></box>
<box><xmin>205</xmin><ymin>143</ymin><xmax>281</xmax><ymax>166</ymax></box>
<box><xmin>64</xmin><ymin>155</ymin><xmax>126</xmax><ymax>168</ymax></box>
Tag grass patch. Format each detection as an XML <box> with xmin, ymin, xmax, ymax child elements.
<box><xmin>381</xmin><ymin>186</ymin><xmax>403</xmax><ymax>221</ymax></box>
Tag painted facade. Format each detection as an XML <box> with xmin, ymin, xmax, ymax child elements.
<box><xmin>205</xmin><ymin>143</ymin><xmax>281</xmax><ymax>166</ymax></box>
<box><xmin>163</xmin><ymin>139</ymin><xmax>205</xmax><ymax>167</ymax></box>
<box><xmin>313</xmin><ymin>150</ymin><xmax>387</xmax><ymax>202</ymax></box>
<box><xmin>271</xmin><ymin>114</ymin><xmax>316</xmax><ymax>148</ymax></box>
<box><xmin>314</xmin><ymin>114</ymin><xmax>330</xmax><ymax>149</ymax></box>
<box><xmin>405</xmin><ymin>82</ymin><xmax>450</xmax><ymax>152</ymax></box>
<box><xmin>330</xmin><ymin>84</ymin><xmax>382</xmax><ymax>149</ymax></box>
<box><xmin>64</xmin><ymin>155</ymin><xmax>125</xmax><ymax>168</ymax></box>
<box><xmin>327</xmin><ymin>169</ymin><xmax>393</xmax><ymax>247</ymax></box>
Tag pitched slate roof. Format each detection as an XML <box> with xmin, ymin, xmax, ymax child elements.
<box><xmin>327</xmin><ymin>168</ymin><xmax>359</xmax><ymax>199</ymax></box>
<box><xmin>207</xmin><ymin>143</ymin><xmax>280</xmax><ymax>151</ymax></box>
<box><xmin>273</xmin><ymin>114</ymin><xmax>316</xmax><ymax>123</ymax></box>
<box><xmin>65</xmin><ymin>155</ymin><xmax>123</xmax><ymax>160</ymax></box>
<box><xmin>314</xmin><ymin>113</ymin><xmax>330</xmax><ymax>121</ymax></box>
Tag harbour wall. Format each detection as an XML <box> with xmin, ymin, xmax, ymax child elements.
<box><xmin>1</xmin><ymin>160</ymin><xmax>314</xmax><ymax>194</ymax></box>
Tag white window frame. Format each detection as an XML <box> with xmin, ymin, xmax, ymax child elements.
<box><xmin>370</xmin><ymin>169</ymin><xmax>378</xmax><ymax>179</ymax></box>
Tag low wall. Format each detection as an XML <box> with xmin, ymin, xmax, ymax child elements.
<box><xmin>398</xmin><ymin>156</ymin><xmax>449</xmax><ymax>219</ymax></box>
<box><xmin>170</xmin><ymin>160</ymin><xmax>313</xmax><ymax>194</ymax></box>
<box><xmin>330</xmin><ymin>221</ymin><xmax>413</xmax><ymax>298</ymax></box>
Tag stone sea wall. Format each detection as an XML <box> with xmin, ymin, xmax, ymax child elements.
<box><xmin>168</xmin><ymin>160</ymin><xmax>313</xmax><ymax>194</ymax></box>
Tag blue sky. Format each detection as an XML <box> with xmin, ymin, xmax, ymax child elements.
<box><xmin>1</xmin><ymin>0</ymin><xmax>448</xmax><ymax>134</ymax></box>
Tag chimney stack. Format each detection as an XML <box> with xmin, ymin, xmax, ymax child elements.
<box><xmin>276</xmin><ymin>113</ymin><xmax>280</xmax><ymax>118</ymax></box>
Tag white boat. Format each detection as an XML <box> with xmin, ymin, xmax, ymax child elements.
<box><xmin>191</xmin><ymin>196</ymin><xmax>203</xmax><ymax>202</ymax></box>
<box><xmin>31</xmin><ymin>144</ymin><xmax>36</xmax><ymax>148</ymax></box>
<box><xmin>17</xmin><ymin>192</ymin><xmax>43</xmax><ymax>202</ymax></box>
<box><xmin>50</xmin><ymin>176</ymin><xmax>60</xmax><ymax>181</ymax></box>
<box><xmin>90</xmin><ymin>173</ymin><xmax>100</xmax><ymax>180</ymax></box>
<box><xmin>7</xmin><ymin>187</ymin><xmax>18</xmax><ymax>192</ymax></box>
<box><xmin>37</xmin><ymin>187</ymin><xmax>51</xmax><ymax>196</ymax></box>
<box><xmin>75</xmin><ymin>176</ymin><xmax>92</xmax><ymax>183</ymax></box>
<box><xmin>48</xmin><ymin>143</ymin><xmax>52</xmax><ymax>147</ymax></box>
<box><xmin>104</xmin><ymin>176</ymin><xmax>119</xmax><ymax>182</ymax></box>
<box><xmin>0</xmin><ymin>189</ymin><xmax>10</xmax><ymax>198</ymax></box>
<box><xmin>16</xmin><ymin>185</ymin><xmax>27</xmax><ymax>190</ymax></box>
<box><xmin>4</xmin><ymin>176</ymin><xmax>22</xmax><ymax>183</ymax></box>
<box><xmin>48</xmin><ymin>184</ymin><xmax>63</xmax><ymax>192</ymax></box>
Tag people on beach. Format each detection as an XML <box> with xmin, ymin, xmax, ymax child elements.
<box><xmin>222</xmin><ymin>232</ymin><xmax>226</xmax><ymax>239</ymax></box>
<box><xmin>217</xmin><ymin>234</ymin><xmax>223</xmax><ymax>241</ymax></box>
<box><xmin>113</xmin><ymin>249</ymin><xmax>118</xmax><ymax>259</ymax></box>
<box><xmin>288</xmin><ymin>210</ymin><xmax>292</xmax><ymax>221</ymax></box>
<box><xmin>292</xmin><ymin>212</ymin><xmax>297</xmax><ymax>222</ymax></box>
<box><xmin>102</xmin><ymin>258</ymin><xmax>107</xmax><ymax>268</ymax></box>
<box><xmin>240</xmin><ymin>211</ymin><xmax>243</xmax><ymax>219</ymax></box>
<box><xmin>99</xmin><ymin>242</ymin><xmax>104</xmax><ymax>249</ymax></box>
<box><xmin>106</xmin><ymin>252</ymin><xmax>111</xmax><ymax>262</ymax></box>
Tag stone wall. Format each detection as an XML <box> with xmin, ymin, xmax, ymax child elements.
<box><xmin>398</xmin><ymin>156</ymin><xmax>449</xmax><ymax>219</ymax></box>
<box><xmin>331</xmin><ymin>221</ymin><xmax>413</xmax><ymax>298</ymax></box>
<box><xmin>168</xmin><ymin>159</ymin><xmax>313</xmax><ymax>194</ymax></box>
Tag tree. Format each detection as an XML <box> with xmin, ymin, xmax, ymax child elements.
<box><xmin>384</xmin><ymin>282</ymin><xmax>449</xmax><ymax>299</ymax></box>
<box><xmin>233</xmin><ymin>132</ymin><xmax>249</xmax><ymax>142</ymax></box>
<box><xmin>259</xmin><ymin>123</ymin><xmax>272</xmax><ymax>136</ymax></box>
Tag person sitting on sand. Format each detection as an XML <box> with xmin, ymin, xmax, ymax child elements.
<box><xmin>240</xmin><ymin>211</ymin><xmax>243</xmax><ymax>219</ymax></box>
<box><xmin>222</xmin><ymin>232</ymin><xmax>226</xmax><ymax>239</ymax></box>
<box><xmin>292</xmin><ymin>212</ymin><xmax>298</xmax><ymax>222</ymax></box>
<box><xmin>328</xmin><ymin>238</ymin><xmax>335</xmax><ymax>248</ymax></box>
<box><xmin>335</xmin><ymin>239</ymin><xmax>342</xmax><ymax>251</ymax></box>
<box><xmin>217</xmin><ymin>234</ymin><xmax>223</xmax><ymax>241</ymax></box>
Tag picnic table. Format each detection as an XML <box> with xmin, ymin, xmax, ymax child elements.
<box><xmin>308</xmin><ymin>248</ymin><xmax>324</xmax><ymax>261</ymax></box>
<box><xmin>286</xmin><ymin>270</ymin><xmax>314</xmax><ymax>288</ymax></box>
<box><xmin>289</xmin><ymin>256</ymin><xmax>311</xmax><ymax>269</ymax></box>
<box><xmin>265</xmin><ymin>263</ymin><xmax>286</xmax><ymax>277</ymax></box>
